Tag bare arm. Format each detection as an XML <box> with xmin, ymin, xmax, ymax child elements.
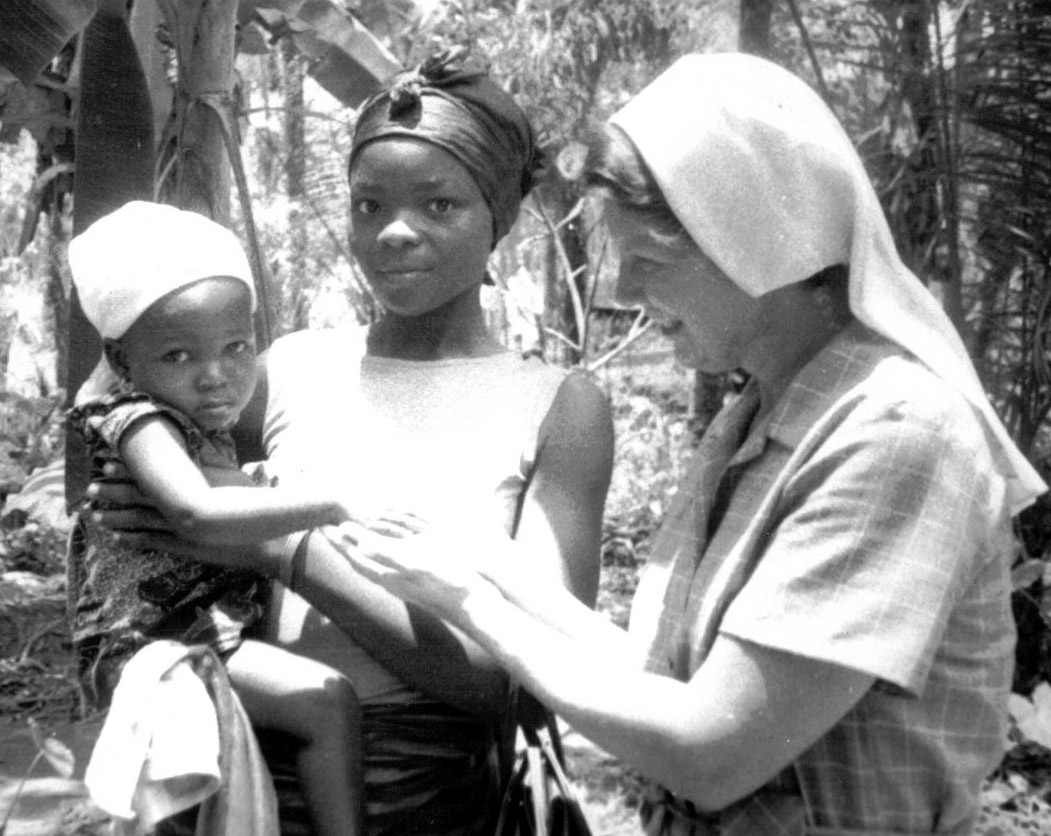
<box><xmin>293</xmin><ymin>528</ymin><xmax>512</xmax><ymax>714</ymax></box>
<box><xmin>118</xmin><ymin>416</ymin><xmax>348</xmax><ymax>544</ymax></box>
<box><xmin>512</xmin><ymin>372</ymin><xmax>614</xmax><ymax>606</ymax></box>
<box><xmin>456</xmin><ymin>587</ymin><xmax>871</xmax><ymax>810</ymax></box>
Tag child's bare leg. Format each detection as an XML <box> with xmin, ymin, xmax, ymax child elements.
<box><xmin>227</xmin><ymin>639</ymin><xmax>363</xmax><ymax>836</ymax></box>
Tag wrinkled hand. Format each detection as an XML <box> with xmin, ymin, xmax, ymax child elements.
<box><xmin>327</xmin><ymin>513</ymin><xmax>504</xmax><ymax>623</ymax></box>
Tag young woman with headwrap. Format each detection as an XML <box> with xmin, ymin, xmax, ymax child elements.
<box><xmin>328</xmin><ymin>53</ymin><xmax>1047</xmax><ymax>835</ymax></box>
<box><xmin>87</xmin><ymin>51</ymin><xmax>614</xmax><ymax>835</ymax></box>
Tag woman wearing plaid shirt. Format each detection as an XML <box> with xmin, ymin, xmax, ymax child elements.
<box><xmin>337</xmin><ymin>54</ymin><xmax>1046</xmax><ymax>835</ymax></box>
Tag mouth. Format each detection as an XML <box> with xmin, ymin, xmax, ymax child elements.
<box><xmin>374</xmin><ymin>266</ymin><xmax>432</xmax><ymax>282</ymax></box>
<box><xmin>198</xmin><ymin>401</ymin><xmax>235</xmax><ymax>417</ymax></box>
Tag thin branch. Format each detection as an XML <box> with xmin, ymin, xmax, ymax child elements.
<box><xmin>785</xmin><ymin>0</ymin><xmax>833</xmax><ymax>106</ymax></box>
<box><xmin>586</xmin><ymin>312</ymin><xmax>654</xmax><ymax>373</ymax></box>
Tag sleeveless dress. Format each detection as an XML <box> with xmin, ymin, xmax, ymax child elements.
<box><xmin>260</xmin><ymin>326</ymin><xmax>570</xmax><ymax>835</ymax></box>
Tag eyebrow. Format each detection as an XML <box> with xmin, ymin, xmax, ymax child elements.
<box><xmin>351</xmin><ymin>175</ymin><xmax>459</xmax><ymax>193</ymax></box>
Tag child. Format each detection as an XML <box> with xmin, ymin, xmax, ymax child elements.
<box><xmin>66</xmin><ymin>201</ymin><xmax>362</xmax><ymax>836</ymax></box>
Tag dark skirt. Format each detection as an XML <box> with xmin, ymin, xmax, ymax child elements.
<box><xmin>258</xmin><ymin>698</ymin><xmax>510</xmax><ymax>836</ymax></box>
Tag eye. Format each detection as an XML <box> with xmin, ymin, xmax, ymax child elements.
<box><xmin>428</xmin><ymin>197</ymin><xmax>454</xmax><ymax>214</ymax></box>
<box><xmin>352</xmin><ymin>198</ymin><xmax>380</xmax><ymax>216</ymax></box>
<box><xmin>161</xmin><ymin>349</ymin><xmax>191</xmax><ymax>364</ymax></box>
<box><xmin>225</xmin><ymin>340</ymin><xmax>252</xmax><ymax>357</ymax></box>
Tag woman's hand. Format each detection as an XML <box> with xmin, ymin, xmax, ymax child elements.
<box><xmin>327</xmin><ymin>515</ymin><xmax>506</xmax><ymax>626</ymax></box>
<box><xmin>348</xmin><ymin>511</ymin><xmax>571</xmax><ymax>624</ymax></box>
<box><xmin>85</xmin><ymin>461</ymin><xmax>176</xmax><ymax>536</ymax></box>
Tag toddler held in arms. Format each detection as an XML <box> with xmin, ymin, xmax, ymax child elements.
<box><xmin>66</xmin><ymin>201</ymin><xmax>362</xmax><ymax>836</ymax></box>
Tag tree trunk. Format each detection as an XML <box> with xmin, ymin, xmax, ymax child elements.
<box><xmin>129</xmin><ymin>0</ymin><xmax>173</xmax><ymax>144</ymax></box>
<box><xmin>739</xmin><ymin>0</ymin><xmax>773</xmax><ymax>57</ymax></box>
<box><xmin>155</xmin><ymin>0</ymin><xmax>238</xmax><ymax>221</ymax></box>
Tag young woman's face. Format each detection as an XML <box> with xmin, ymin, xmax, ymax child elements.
<box><xmin>348</xmin><ymin>137</ymin><xmax>494</xmax><ymax>317</ymax></box>
<box><xmin>110</xmin><ymin>278</ymin><xmax>257</xmax><ymax>433</ymax></box>
<box><xmin>605</xmin><ymin>202</ymin><xmax>767</xmax><ymax>374</ymax></box>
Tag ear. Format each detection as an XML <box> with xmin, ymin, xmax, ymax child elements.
<box><xmin>103</xmin><ymin>339</ymin><xmax>132</xmax><ymax>382</ymax></box>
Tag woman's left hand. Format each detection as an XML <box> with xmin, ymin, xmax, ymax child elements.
<box><xmin>326</xmin><ymin>515</ymin><xmax>505</xmax><ymax>623</ymax></box>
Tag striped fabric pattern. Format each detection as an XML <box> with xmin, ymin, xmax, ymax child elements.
<box><xmin>259</xmin><ymin>699</ymin><xmax>507</xmax><ymax>836</ymax></box>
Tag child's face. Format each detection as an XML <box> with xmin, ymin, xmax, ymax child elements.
<box><xmin>109</xmin><ymin>277</ymin><xmax>257</xmax><ymax>433</ymax></box>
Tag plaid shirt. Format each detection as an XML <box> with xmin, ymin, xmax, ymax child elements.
<box><xmin>636</xmin><ymin>323</ymin><xmax>1015</xmax><ymax>835</ymax></box>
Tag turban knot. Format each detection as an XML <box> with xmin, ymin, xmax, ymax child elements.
<box><xmin>350</xmin><ymin>47</ymin><xmax>543</xmax><ymax>246</ymax></box>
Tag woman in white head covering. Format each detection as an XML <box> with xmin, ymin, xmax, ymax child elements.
<box><xmin>333</xmin><ymin>53</ymin><xmax>1045</xmax><ymax>835</ymax></box>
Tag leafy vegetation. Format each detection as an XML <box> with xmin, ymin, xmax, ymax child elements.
<box><xmin>3</xmin><ymin>0</ymin><xmax>1051</xmax><ymax>832</ymax></box>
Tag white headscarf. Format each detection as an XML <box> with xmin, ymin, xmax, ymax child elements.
<box><xmin>610</xmin><ymin>52</ymin><xmax>1045</xmax><ymax>514</ymax></box>
<box><xmin>69</xmin><ymin>201</ymin><xmax>255</xmax><ymax>405</ymax></box>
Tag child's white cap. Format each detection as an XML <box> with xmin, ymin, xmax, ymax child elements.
<box><xmin>68</xmin><ymin>201</ymin><xmax>256</xmax><ymax>340</ymax></box>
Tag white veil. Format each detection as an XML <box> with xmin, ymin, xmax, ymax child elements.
<box><xmin>610</xmin><ymin>52</ymin><xmax>1045</xmax><ymax>514</ymax></box>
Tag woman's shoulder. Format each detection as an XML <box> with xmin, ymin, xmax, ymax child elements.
<box><xmin>517</xmin><ymin>359</ymin><xmax>612</xmax><ymax>452</ymax></box>
<box><xmin>865</xmin><ymin>352</ymin><xmax>980</xmax><ymax>425</ymax></box>
<box><xmin>826</xmin><ymin>349</ymin><xmax>992</xmax><ymax>464</ymax></box>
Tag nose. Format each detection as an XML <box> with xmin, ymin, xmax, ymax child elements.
<box><xmin>613</xmin><ymin>258</ymin><xmax>647</xmax><ymax>308</ymax></box>
<box><xmin>196</xmin><ymin>359</ymin><xmax>227</xmax><ymax>390</ymax></box>
<box><xmin>377</xmin><ymin>215</ymin><xmax>420</xmax><ymax>248</ymax></box>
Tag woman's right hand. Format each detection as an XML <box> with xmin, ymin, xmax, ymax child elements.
<box><xmin>86</xmin><ymin>461</ymin><xmax>177</xmax><ymax>535</ymax></box>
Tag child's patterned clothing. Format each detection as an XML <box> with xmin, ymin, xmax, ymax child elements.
<box><xmin>67</xmin><ymin>391</ymin><xmax>266</xmax><ymax>708</ymax></box>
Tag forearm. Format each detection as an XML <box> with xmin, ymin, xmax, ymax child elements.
<box><xmin>455</xmin><ymin>584</ymin><xmax>715</xmax><ymax>801</ymax></box>
<box><xmin>170</xmin><ymin>486</ymin><xmax>344</xmax><ymax>545</ymax></box>
<box><xmin>493</xmin><ymin>547</ymin><xmax>632</xmax><ymax>647</ymax></box>
<box><xmin>293</xmin><ymin>530</ymin><xmax>510</xmax><ymax>716</ymax></box>
<box><xmin>449</xmin><ymin>585</ymin><xmax>866</xmax><ymax>812</ymax></box>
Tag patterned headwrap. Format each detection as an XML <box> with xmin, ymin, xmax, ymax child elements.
<box><xmin>349</xmin><ymin>48</ymin><xmax>543</xmax><ymax>247</ymax></box>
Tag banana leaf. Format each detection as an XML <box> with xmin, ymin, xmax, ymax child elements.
<box><xmin>0</xmin><ymin>0</ymin><xmax>95</xmax><ymax>84</ymax></box>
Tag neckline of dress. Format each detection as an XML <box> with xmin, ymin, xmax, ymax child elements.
<box><xmin>362</xmin><ymin>349</ymin><xmax>521</xmax><ymax>368</ymax></box>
